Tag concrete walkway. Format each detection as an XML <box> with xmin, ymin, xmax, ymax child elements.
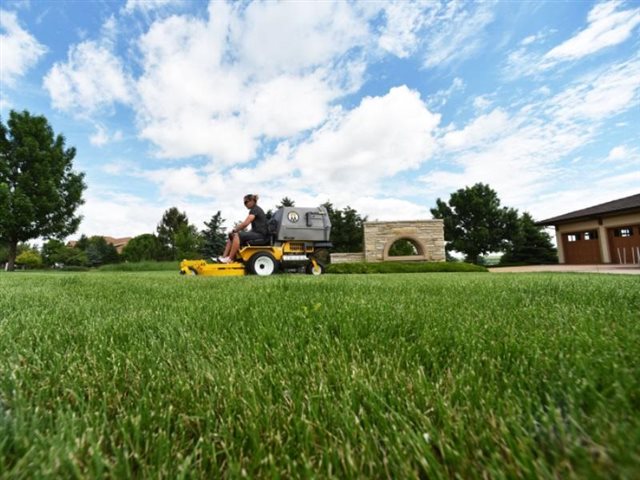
<box><xmin>488</xmin><ymin>264</ymin><xmax>640</xmax><ymax>275</ymax></box>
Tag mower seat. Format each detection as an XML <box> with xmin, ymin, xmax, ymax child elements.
<box><xmin>245</xmin><ymin>235</ymin><xmax>272</xmax><ymax>247</ymax></box>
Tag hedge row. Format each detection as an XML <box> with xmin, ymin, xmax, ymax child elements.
<box><xmin>326</xmin><ymin>261</ymin><xmax>487</xmax><ymax>274</ymax></box>
<box><xmin>98</xmin><ymin>261</ymin><xmax>180</xmax><ymax>272</ymax></box>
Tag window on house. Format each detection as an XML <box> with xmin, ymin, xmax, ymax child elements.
<box><xmin>614</xmin><ymin>227</ymin><xmax>633</xmax><ymax>237</ymax></box>
<box><xmin>567</xmin><ymin>234</ymin><xmax>579</xmax><ymax>242</ymax></box>
<box><xmin>583</xmin><ymin>230</ymin><xmax>598</xmax><ymax>240</ymax></box>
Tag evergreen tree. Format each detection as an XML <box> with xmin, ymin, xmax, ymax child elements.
<box><xmin>277</xmin><ymin>197</ymin><xmax>295</xmax><ymax>208</ymax></box>
<box><xmin>431</xmin><ymin>183</ymin><xmax>519</xmax><ymax>264</ymax></box>
<box><xmin>201</xmin><ymin>211</ymin><xmax>227</xmax><ymax>258</ymax></box>
<box><xmin>79</xmin><ymin>236</ymin><xmax>120</xmax><ymax>266</ymax></box>
<box><xmin>0</xmin><ymin>110</ymin><xmax>86</xmax><ymax>270</ymax></box>
<box><xmin>500</xmin><ymin>212</ymin><xmax>558</xmax><ymax>265</ymax></box>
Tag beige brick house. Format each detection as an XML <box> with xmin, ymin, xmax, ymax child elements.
<box><xmin>537</xmin><ymin>193</ymin><xmax>640</xmax><ymax>264</ymax></box>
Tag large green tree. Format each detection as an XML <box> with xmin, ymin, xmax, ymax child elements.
<box><xmin>0</xmin><ymin>110</ymin><xmax>85</xmax><ymax>271</ymax></box>
<box><xmin>500</xmin><ymin>212</ymin><xmax>557</xmax><ymax>265</ymax></box>
<box><xmin>431</xmin><ymin>183</ymin><xmax>518</xmax><ymax>264</ymax></box>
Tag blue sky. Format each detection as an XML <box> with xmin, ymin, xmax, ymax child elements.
<box><xmin>1</xmin><ymin>0</ymin><xmax>639</xmax><ymax>239</ymax></box>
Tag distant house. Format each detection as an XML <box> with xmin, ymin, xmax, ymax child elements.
<box><xmin>537</xmin><ymin>193</ymin><xmax>640</xmax><ymax>265</ymax></box>
<box><xmin>67</xmin><ymin>236</ymin><xmax>132</xmax><ymax>254</ymax></box>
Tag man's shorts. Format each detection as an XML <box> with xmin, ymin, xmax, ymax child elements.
<box><xmin>239</xmin><ymin>230</ymin><xmax>268</xmax><ymax>246</ymax></box>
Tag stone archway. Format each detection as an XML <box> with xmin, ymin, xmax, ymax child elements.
<box><xmin>383</xmin><ymin>235</ymin><xmax>427</xmax><ymax>261</ymax></box>
<box><xmin>364</xmin><ymin>220</ymin><xmax>445</xmax><ymax>263</ymax></box>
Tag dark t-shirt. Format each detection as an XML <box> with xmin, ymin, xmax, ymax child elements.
<box><xmin>249</xmin><ymin>205</ymin><xmax>268</xmax><ymax>236</ymax></box>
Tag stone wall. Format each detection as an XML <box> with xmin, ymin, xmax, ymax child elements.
<box><xmin>364</xmin><ymin>220</ymin><xmax>445</xmax><ymax>263</ymax></box>
<box><xmin>330</xmin><ymin>252</ymin><xmax>366</xmax><ymax>264</ymax></box>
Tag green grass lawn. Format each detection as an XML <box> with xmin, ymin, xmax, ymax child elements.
<box><xmin>1</xmin><ymin>272</ymin><xmax>638</xmax><ymax>478</ymax></box>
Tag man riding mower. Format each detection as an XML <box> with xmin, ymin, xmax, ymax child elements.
<box><xmin>179</xmin><ymin>204</ymin><xmax>332</xmax><ymax>277</ymax></box>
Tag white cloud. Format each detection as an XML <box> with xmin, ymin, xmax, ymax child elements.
<box><xmin>134</xmin><ymin>1</ymin><xmax>372</xmax><ymax>164</ymax></box>
<box><xmin>351</xmin><ymin>196</ymin><xmax>433</xmax><ymax>221</ymax></box>
<box><xmin>531</xmin><ymin>178</ymin><xmax>640</xmax><ymax>222</ymax></box>
<box><xmin>245</xmin><ymin>74</ymin><xmax>333</xmax><ymax>138</ymax></box>
<box><xmin>441</xmin><ymin>108</ymin><xmax>510</xmax><ymax>150</ymax></box>
<box><xmin>0</xmin><ymin>97</ymin><xmax>11</xmax><ymax>111</ymax></box>
<box><xmin>378</xmin><ymin>1</ymin><xmax>427</xmax><ymax>58</ymax></box>
<box><xmin>547</xmin><ymin>57</ymin><xmax>640</xmax><ymax>121</ymax></box>
<box><xmin>124</xmin><ymin>0</ymin><xmax>181</xmax><ymax>13</ymax></box>
<box><xmin>504</xmin><ymin>2</ymin><xmax>640</xmax><ymax>77</ymax></box>
<box><xmin>43</xmin><ymin>40</ymin><xmax>133</xmax><ymax>116</ymax></box>
<box><xmin>543</xmin><ymin>1</ymin><xmax>640</xmax><ymax>66</ymax></box>
<box><xmin>89</xmin><ymin>125</ymin><xmax>109</xmax><ymax>147</ymax></box>
<box><xmin>89</xmin><ymin>124</ymin><xmax>123</xmax><ymax>147</ymax></box>
<box><xmin>426</xmin><ymin>77</ymin><xmax>465</xmax><ymax>109</ymax></box>
<box><xmin>0</xmin><ymin>9</ymin><xmax>46</xmax><ymax>86</ymax></box>
<box><xmin>129</xmin><ymin>86</ymin><xmax>441</xmax><ymax>225</ymax></box>
<box><xmin>76</xmin><ymin>187</ymin><xmax>227</xmax><ymax>238</ymax></box>
<box><xmin>77</xmin><ymin>191</ymin><xmax>167</xmax><ymax>238</ymax></box>
<box><xmin>607</xmin><ymin>145</ymin><xmax>627</xmax><ymax>160</ymax></box>
<box><xmin>293</xmin><ymin>86</ymin><xmax>440</xmax><ymax>194</ymax></box>
<box><xmin>423</xmin><ymin>57</ymin><xmax>640</xmax><ymax>210</ymax></box>
<box><xmin>472</xmin><ymin>95</ymin><xmax>492</xmax><ymax>111</ymax></box>
<box><xmin>102</xmin><ymin>159</ymin><xmax>136</xmax><ymax>175</ymax></box>
<box><xmin>422</xmin><ymin>2</ymin><xmax>496</xmax><ymax>68</ymax></box>
<box><xmin>234</xmin><ymin>1</ymin><xmax>370</xmax><ymax>76</ymax></box>
<box><xmin>143</xmin><ymin>166</ymin><xmax>210</xmax><ymax>198</ymax></box>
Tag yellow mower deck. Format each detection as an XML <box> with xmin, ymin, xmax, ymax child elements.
<box><xmin>180</xmin><ymin>243</ymin><xmax>323</xmax><ymax>277</ymax></box>
<box><xmin>180</xmin><ymin>259</ymin><xmax>245</xmax><ymax>276</ymax></box>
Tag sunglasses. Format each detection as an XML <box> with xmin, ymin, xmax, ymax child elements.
<box><xmin>244</xmin><ymin>199</ymin><xmax>252</xmax><ymax>205</ymax></box>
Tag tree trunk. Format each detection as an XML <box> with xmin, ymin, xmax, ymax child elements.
<box><xmin>7</xmin><ymin>240</ymin><xmax>17</xmax><ymax>271</ymax></box>
<box><xmin>466</xmin><ymin>252</ymin><xmax>480</xmax><ymax>265</ymax></box>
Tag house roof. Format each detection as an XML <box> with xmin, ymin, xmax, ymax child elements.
<box><xmin>537</xmin><ymin>193</ymin><xmax>640</xmax><ymax>225</ymax></box>
<box><xmin>67</xmin><ymin>236</ymin><xmax>132</xmax><ymax>250</ymax></box>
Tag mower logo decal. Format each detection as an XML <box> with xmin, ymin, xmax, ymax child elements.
<box><xmin>287</xmin><ymin>211</ymin><xmax>299</xmax><ymax>223</ymax></box>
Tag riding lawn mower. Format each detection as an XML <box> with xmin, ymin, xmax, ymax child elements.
<box><xmin>179</xmin><ymin>206</ymin><xmax>332</xmax><ymax>277</ymax></box>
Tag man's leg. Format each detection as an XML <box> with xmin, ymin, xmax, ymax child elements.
<box><xmin>227</xmin><ymin>233</ymin><xmax>241</xmax><ymax>260</ymax></box>
<box><xmin>222</xmin><ymin>238</ymin><xmax>232</xmax><ymax>257</ymax></box>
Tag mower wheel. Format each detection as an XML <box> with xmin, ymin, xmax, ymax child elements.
<box><xmin>306</xmin><ymin>262</ymin><xmax>324</xmax><ymax>275</ymax></box>
<box><xmin>249</xmin><ymin>252</ymin><xmax>278</xmax><ymax>276</ymax></box>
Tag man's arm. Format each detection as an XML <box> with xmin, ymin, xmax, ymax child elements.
<box><xmin>233</xmin><ymin>214</ymin><xmax>256</xmax><ymax>232</ymax></box>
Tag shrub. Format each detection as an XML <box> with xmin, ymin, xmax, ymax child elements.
<box><xmin>16</xmin><ymin>250</ymin><xmax>43</xmax><ymax>269</ymax></box>
<box><xmin>326</xmin><ymin>261</ymin><xmax>487</xmax><ymax>274</ymax></box>
<box><xmin>60</xmin><ymin>265</ymin><xmax>90</xmax><ymax>272</ymax></box>
<box><xmin>122</xmin><ymin>234</ymin><xmax>166</xmax><ymax>262</ymax></box>
<box><xmin>98</xmin><ymin>261</ymin><xmax>179</xmax><ymax>272</ymax></box>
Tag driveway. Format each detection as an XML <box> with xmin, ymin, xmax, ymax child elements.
<box><xmin>488</xmin><ymin>264</ymin><xmax>640</xmax><ymax>275</ymax></box>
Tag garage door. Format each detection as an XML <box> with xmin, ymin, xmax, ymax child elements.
<box><xmin>608</xmin><ymin>225</ymin><xmax>640</xmax><ymax>264</ymax></box>
<box><xmin>562</xmin><ymin>230</ymin><xmax>601</xmax><ymax>264</ymax></box>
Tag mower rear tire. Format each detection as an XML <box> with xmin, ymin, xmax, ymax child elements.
<box><xmin>249</xmin><ymin>252</ymin><xmax>278</xmax><ymax>276</ymax></box>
